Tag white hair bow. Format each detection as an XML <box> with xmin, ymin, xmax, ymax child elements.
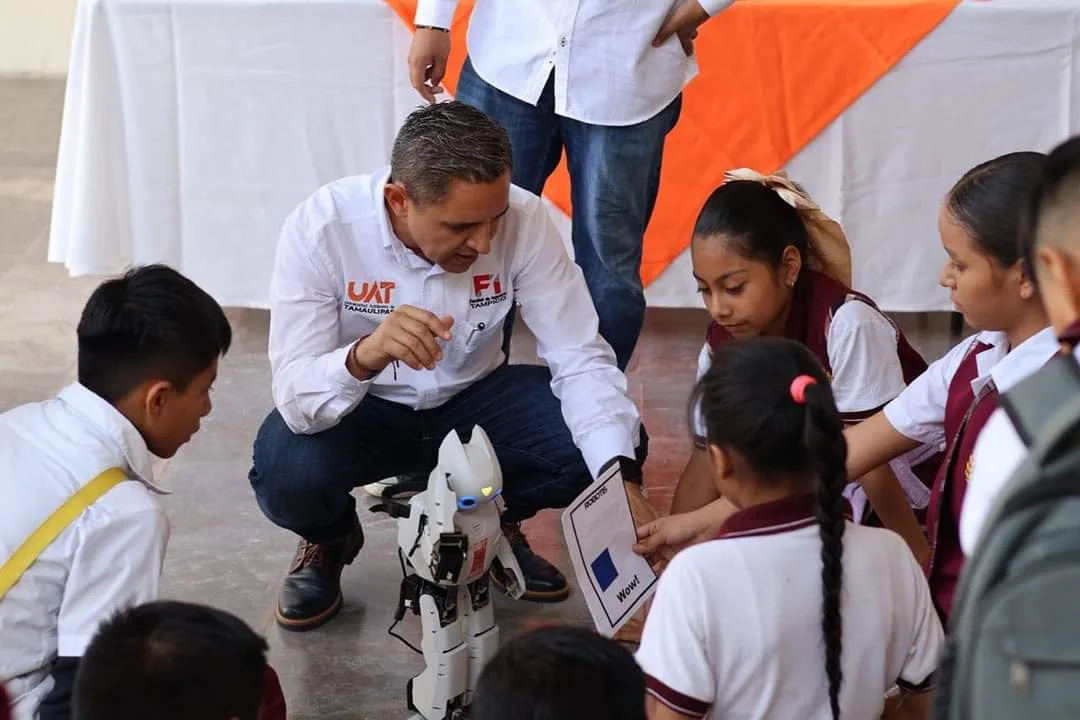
<box><xmin>721</xmin><ymin>168</ymin><xmax>853</xmax><ymax>288</ymax></box>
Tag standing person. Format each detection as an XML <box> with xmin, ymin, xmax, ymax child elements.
<box><xmin>407</xmin><ymin>0</ymin><xmax>735</xmax><ymax>371</ymax></box>
<box><xmin>249</xmin><ymin>102</ymin><xmax>652</xmax><ymax>632</ymax></box>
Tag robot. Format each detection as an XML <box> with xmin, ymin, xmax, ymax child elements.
<box><xmin>373</xmin><ymin>425</ymin><xmax>525</xmax><ymax>720</ymax></box>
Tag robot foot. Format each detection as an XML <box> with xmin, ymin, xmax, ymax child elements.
<box><xmin>407</xmin><ymin>679</ymin><xmax>466</xmax><ymax>720</ymax></box>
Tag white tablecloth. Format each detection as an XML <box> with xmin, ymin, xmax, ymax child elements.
<box><xmin>49</xmin><ymin>0</ymin><xmax>1080</xmax><ymax>311</ymax></box>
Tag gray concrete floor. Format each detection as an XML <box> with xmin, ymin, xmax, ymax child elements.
<box><xmin>0</xmin><ymin>76</ymin><xmax>960</xmax><ymax>719</ymax></box>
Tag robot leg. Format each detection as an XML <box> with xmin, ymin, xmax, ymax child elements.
<box><xmin>408</xmin><ymin>582</ymin><xmax>469</xmax><ymax>720</ymax></box>
<box><xmin>463</xmin><ymin>575</ymin><xmax>500</xmax><ymax>706</ymax></box>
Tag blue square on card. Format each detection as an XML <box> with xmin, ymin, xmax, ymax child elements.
<box><xmin>591</xmin><ymin>549</ymin><xmax>618</xmax><ymax>592</ymax></box>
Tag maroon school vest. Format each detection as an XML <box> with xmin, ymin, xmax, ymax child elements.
<box><xmin>706</xmin><ymin>271</ymin><xmax>928</xmax><ymax>399</ymax></box>
<box><xmin>925</xmin><ymin>342</ymin><xmax>998</xmax><ymax>622</ymax></box>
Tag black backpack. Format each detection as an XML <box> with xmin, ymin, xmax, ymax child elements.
<box><xmin>935</xmin><ymin>351</ymin><xmax>1080</xmax><ymax>718</ymax></box>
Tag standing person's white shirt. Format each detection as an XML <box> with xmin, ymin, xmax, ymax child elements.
<box><xmin>961</xmin><ymin>343</ymin><xmax>1078</xmax><ymax>555</ymax></box>
<box><xmin>413</xmin><ymin>0</ymin><xmax>735</xmax><ymax>126</ymax></box>
<box><xmin>0</xmin><ymin>384</ymin><xmax>168</xmax><ymax>720</ymax></box>
<box><xmin>269</xmin><ymin>167</ymin><xmax>641</xmax><ymax>476</ymax></box>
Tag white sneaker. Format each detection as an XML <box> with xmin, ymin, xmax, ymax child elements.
<box><xmin>362</xmin><ymin>478</ymin><xmax>399</xmax><ymax>498</ymax></box>
<box><xmin>361</xmin><ymin>474</ymin><xmax>427</xmax><ymax>500</ymax></box>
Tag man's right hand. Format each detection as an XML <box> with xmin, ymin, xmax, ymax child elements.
<box><xmin>349</xmin><ymin>305</ymin><xmax>454</xmax><ymax>378</ymax></box>
<box><xmin>408</xmin><ymin>28</ymin><xmax>452</xmax><ymax>104</ymax></box>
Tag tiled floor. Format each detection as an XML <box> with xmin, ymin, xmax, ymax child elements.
<box><xmin>0</xmin><ymin>76</ymin><xmax>960</xmax><ymax>719</ymax></box>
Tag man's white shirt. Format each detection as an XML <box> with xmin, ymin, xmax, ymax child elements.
<box><xmin>268</xmin><ymin>168</ymin><xmax>641</xmax><ymax>476</ymax></box>
<box><xmin>0</xmin><ymin>384</ymin><xmax>169</xmax><ymax>720</ymax></box>
<box><xmin>414</xmin><ymin>0</ymin><xmax>735</xmax><ymax>126</ymax></box>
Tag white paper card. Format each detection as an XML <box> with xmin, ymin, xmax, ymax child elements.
<box><xmin>560</xmin><ymin>464</ymin><xmax>659</xmax><ymax>637</ymax></box>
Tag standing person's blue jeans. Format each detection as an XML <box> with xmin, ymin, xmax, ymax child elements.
<box><xmin>455</xmin><ymin>59</ymin><xmax>682</xmax><ymax>371</ymax></box>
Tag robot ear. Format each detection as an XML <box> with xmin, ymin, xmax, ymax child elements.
<box><xmin>464</xmin><ymin>425</ymin><xmax>503</xmax><ymax>488</ymax></box>
<box><xmin>437</xmin><ymin>430</ymin><xmax>471</xmax><ymax>479</ymax></box>
<box><xmin>467</xmin><ymin>426</ymin><xmax>495</xmax><ymax>456</ymax></box>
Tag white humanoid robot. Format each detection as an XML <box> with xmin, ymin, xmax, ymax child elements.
<box><xmin>374</xmin><ymin>425</ymin><xmax>525</xmax><ymax>720</ymax></box>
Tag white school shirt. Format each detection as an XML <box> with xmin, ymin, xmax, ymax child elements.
<box><xmin>691</xmin><ymin>301</ymin><xmax>908</xmax><ymax>439</ymax></box>
<box><xmin>269</xmin><ymin>168</ymin><xmax>641</xmax><ymax>477</ymax></box>
<box><xmin>0</xmin><ymin>384</ymin><xmax>169</xmax><ymax>720</ymax></box>
<box><xmin>637</xmin><ymin>495</ymin><xmax>944</xmax><ymax>719</ymax></box>
<box><xmin>414</xmin><ymin>0</ymin><xmax>735</xmax><ymax>126</ymax></box>
<box><xmin>690</xmin><ymin>302</ymin><xmax>928</xmax><ymax>517</ymax></box>
<box><xmin>883</xmin><ymin>328</ymin><xmax>1058</xmax><ymax>449</ymax></box>
<box><xmin>960</xmin><ymin>341</ymin><xmax>1077</xmax><ymax>556</ymax></box>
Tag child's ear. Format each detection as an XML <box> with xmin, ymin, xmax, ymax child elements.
<box><xmin>1038</xmin><ymin>246</ymin><xmax>1080</xmax><ymax>313</ymax></box>
<box><xmin>781</xmin><ymin>245</ymin><xmax>803</xmax><ymax>288</ymax></box>
<box><xmin>144</xmin><ymin>380</ymin><xmax>173</xmax><ymax>418</ymax></box>
<box><xmin>1017</xmin><ymin>261</ymin><xmax>1037</xmax><ymax>301</ymax></box>
<box><xmin>707</xmin><ymin>443</ymin><xmax>735</xmax><ymax>480</ymax></box>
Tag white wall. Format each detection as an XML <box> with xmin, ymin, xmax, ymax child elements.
<box><xmin>0</xmin><ymin>0</ymin><xmax>76</xmax><ymax>76</ymax></box>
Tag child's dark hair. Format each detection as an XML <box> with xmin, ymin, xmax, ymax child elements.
<box><xmin>73</xmin><ymin>601</ymin><xmax>268</xmax><ymax>720</ymax></box>
<box><xmin>692</xmin><ymin>179</ymin><xmax>812</xmax><ymax>270</ymax></box>
<box><xmin>471</xmin><ymin>625</ymin><xmax>646</xmax><ymax>720</ymax></box>
<box><xmin>1021</xmin><ymin>138</ymin><xmax>1080</xmax><ymax>288</ymax></box>
<box><xmin>77</xmin><ymin>264</ymin><xmax>232</xmax><ymax>402</ymax></box>
<box><xmin>693</xmin><ymin>337</ymin><xmax>847</xmax><ymax>719</ymax></box>
<box><xmin>946</xmin><ymin>151</ymin><xmax>1048</xmax><ymax>268</ymax></box>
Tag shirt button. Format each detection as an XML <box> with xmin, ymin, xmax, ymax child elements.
<box><xmin>559</xmin><ymin>36</ymin><xmax>568</xmax><ymax>48</ymax></box>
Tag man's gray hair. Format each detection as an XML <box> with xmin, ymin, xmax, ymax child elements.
<box><xmin>391</xmin><ymin>101</ymin><xmax>513</xmax><ymax>206</ymax></box>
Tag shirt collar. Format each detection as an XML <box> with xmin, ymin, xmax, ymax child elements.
<box><xmin>972</xmin><ymin>327</ymin><xmax>1058</xmax><ymax>396</ymax></box>
<box><xmin>374</xmin><ymin>166</ymin><xmax>439</xmax><ymax>272</ymax></box>
<box><xmin>57</xmin><ymin>383</ymin><xmax>167</xmax><ymax>494</ymax></box>
<box><xmin>717</xmin><ymin>493</ymin><xmax>853</xmax><ymax>540</ymax></box>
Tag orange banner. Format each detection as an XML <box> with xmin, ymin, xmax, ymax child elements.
<box><xmin>387</xmin><ymin>0</ymin><xmax>960</xmax><ymax>285</ymax></box>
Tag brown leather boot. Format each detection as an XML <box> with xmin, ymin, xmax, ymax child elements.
<box><xmin>275</xmin><ymin>517</ymin><xmax>363</xmax><ymax>631</ymax></box>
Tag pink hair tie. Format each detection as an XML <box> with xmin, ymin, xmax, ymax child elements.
<box><xmin>790</xmin><ymin>375</ymin><xmax>817</xmax><ymax>404</ymax></box>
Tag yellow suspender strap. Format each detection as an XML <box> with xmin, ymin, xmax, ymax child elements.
<box><xmin>0</xmin><ymin>467</ymin><xmax>127</xmax><ymax>600</ymax></box>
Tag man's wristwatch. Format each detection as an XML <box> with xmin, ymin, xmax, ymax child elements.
<box><xmin>600</xmin><ymin>455</ymin><xmax>643</xmax><ymax>486</ymax></box>
<box><xmin>415</xmin><ymin>25</ymin><xmax>449</xmax><ymax>32</ymax></box>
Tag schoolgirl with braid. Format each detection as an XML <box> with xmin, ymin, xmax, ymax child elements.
<box><xmin>636</xmin><ymin>338</ymin><xmax>943</xmax><ymax>720</ymax></box>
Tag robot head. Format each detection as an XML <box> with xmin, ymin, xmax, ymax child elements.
<box><xmin>437</xmin><ymin>426</ymin><xmax>504</xmax><ymax>512</ymax></box>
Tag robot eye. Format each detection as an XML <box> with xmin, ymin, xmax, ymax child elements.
<box><xmin>457</xmin><ymin>497</ymin><xmax>477</xmax><ymax>510</ymax></box>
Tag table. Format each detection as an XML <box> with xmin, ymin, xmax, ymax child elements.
<box><xmin>49</xmin><ymin>0</ymin><xmax>1080</xmax><ymax>311</ymax></box>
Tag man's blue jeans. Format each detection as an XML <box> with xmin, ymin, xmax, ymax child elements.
<box><xmin>250</xmin><ymin>365</ymin><xmax>647</xmax><ymax>543</ymax></box>
<box><xmin>455</xmin><ymin>59</ymin><xmax>682</xmax><ymax>371</ymax></box>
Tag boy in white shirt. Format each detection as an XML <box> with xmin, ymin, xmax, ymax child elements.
<box><xmin>0</xmin><ymin>265</ymin><xmax>231</xmax><ymax>720</ymax></box>
<box><xmin>964</xmin><ymin>136</ymin><xmax>1080</xmax><ymax>553</ymax></box>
